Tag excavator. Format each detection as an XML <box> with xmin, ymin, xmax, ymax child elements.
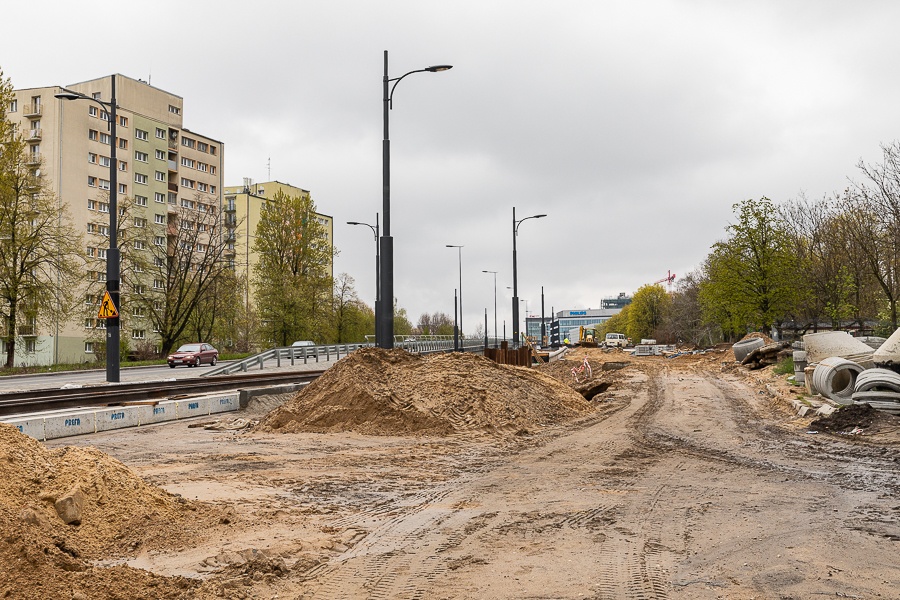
<box><xmin>578</xmin><ymin>325</ymin><xmax>601</xmax><ymax>347</ymax></box>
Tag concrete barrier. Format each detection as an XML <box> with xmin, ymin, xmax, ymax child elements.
<box><xmin>140</xmin><ymin>400</ymin><xmax>178</xmax><ymax>425</ymax></box>
<box><xmin>43</xmin><ymin>411</ymin><xmax>96</xmax><ymax>439</ymax></box>
<box><xmin>4</xmin><ymin>416</ymin><xmax>45</xmax><ymax>440</ymax></box>
<box><xmin>95</xmin><ymin>407</ymin><xmax>142</xmax><ymax>433</ymax></box>
<box><xmin>209</xmin><ymin>394</ymin><xmax>239</xmax><ymax>414</ymax></box>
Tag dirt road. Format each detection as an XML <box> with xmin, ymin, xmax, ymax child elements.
<box><xmin>46</xmin><ymin>353</ymin><xmax>900</xmax><ymax>599</ymax></box>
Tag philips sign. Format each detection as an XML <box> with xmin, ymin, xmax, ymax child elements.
<box><xmin>569</xmin><ymin>311</ymin><xmax>587</xmax><ymax>316</ymax></box>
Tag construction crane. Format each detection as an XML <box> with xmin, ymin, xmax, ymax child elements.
<box><xmin>653</xmin><ymin>270</ymin><xmax>676</xmax><ymax>292</ymax></box>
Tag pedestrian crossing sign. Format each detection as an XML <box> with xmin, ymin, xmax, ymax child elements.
<box><xmin>98</xmin><ymin>290</ymin><xmax>119</xmax><ymax>319</ymax></box>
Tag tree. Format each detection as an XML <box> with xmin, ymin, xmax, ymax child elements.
<box><xmin>627</xmin><ymin>284</ymin><xmax>672</xmax><ymax>342</ymax></box>
<box><xmin>128</xmin><ymin>195</ymin><xmax>235</xmax><ymax>356</ymax></box>
<box><xmin>417</xmin><ymin>311</ymin><xmax>454</xmax><ymax>335</ymax></box>
<box><xmin>0</xmin><ymin>71</ymin><xmax>84</xmax><ymax>366</ymax></box>
<box><xmin>660</xmin><ymin>270</ymin><xmax>721</xmax><ymax>346</ymax></box>
<box><xmin>331</xmin><ymin>272</ymin><xmax>374</xmax><ymax>343</ymax></box>
<box><xmin>700</xmin><ymin>197</ymin><xmax>799</xmax><ymax>336</ymax></box>
<box><xmin>252</xmin><ymin>190</ymin><xmax>333</xmax><ymax>347</ymax></box>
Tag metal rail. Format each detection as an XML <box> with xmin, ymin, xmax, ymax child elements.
<box><xmin>0</xmin><ymin>370</ymin><xmax>326</xmax><ymax>417</ymax></box>
<box><xmin>203</xmin><ymin>343</ymin><xmax>370</xmax><ymax>377</ymax></box>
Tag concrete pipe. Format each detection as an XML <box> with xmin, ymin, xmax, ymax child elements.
<box><xmin>732</xmin><ymin>337</ymin><xmax>764</xmax><ymax>362</ymax></box>
<box><xmin>803</xmin><ymin>331</ymin><xmax>874</xmax><ymax>366</ymax></box>
<box><xmin>854</xmin><ymin>368</ymin><xmax>900</xmax><ymax>393</ymax></box>
<box><xmin>812</xmin><ymin>357</ymin><xmax>865</xmax><ymax>405</ymax></box>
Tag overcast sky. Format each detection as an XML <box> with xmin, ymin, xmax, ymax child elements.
<box><xmin>4</xmin><ymin>1</ymin><xmax>900</xmax><ymax>336</ymax></box>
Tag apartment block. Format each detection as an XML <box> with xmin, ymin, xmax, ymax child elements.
<box><xmin>5</xmin><ymin>74</ymin><xmax>223</xmax><ymax>366</ymax></box>
<box><xmin>222</xmin><ymin>180</ymin><xmax>333</xmax><ymax>311</ymax></box>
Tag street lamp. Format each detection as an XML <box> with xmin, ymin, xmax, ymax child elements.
<box><xmin>55</xmin><ymin>75</ymin><xmax>120</xmax><ymax>383</ymax></box>
<box><xmin>347</xmin><ymin>215</ymin><xmax>380</xmax><ymax>345</ymax></box>
<box><xmin>379</xmin><ymin>51</ymin><xmax>452</xmax><ymax>349</ymax></box>
<box><xmin>446</xmin><ymin>245</ymin><xmax>463</xmax><ymax>337</ymax></box>
<box><xmin>512</xmin><ymin>208</ymin><xmax>546</xmax><ymax>348</ymax></box>
<box><xmin>482</xmin><ymin>270</ymin><xmax>498</xmax><ymax>347</ymax></box>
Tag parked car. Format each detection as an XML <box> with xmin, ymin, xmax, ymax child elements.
<box><xmin>167</xmin><ymin>343</ymin><xmax>218</xmax><ymax>368</ymax></box>
<box><xmin>291</xmin><ymin>340</ymin><xmax>315</xmax><ymax>347</ymax></box>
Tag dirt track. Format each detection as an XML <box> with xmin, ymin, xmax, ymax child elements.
<box><xmin>37</xmin><ymin>349</ymin><xmax>900</xmax><ymax>599</ymax></box>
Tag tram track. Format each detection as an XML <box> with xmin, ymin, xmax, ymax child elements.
<box><xmin>0</xmin><ymin>370</ymin><xmax>326</xmax><ymax>417</ymax></box>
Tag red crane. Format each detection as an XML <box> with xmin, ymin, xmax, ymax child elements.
<box><xmin>653</xmin><ymin>270</ymin><xmax>676</xmax><ymax>289</ymax></box>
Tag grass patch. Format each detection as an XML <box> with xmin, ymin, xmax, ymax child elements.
<box><xmin>773</xmin><ymin>356</ymin><xmax>794</xmax><ymax>375</ymax></box>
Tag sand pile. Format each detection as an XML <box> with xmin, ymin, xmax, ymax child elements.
<box><xmin>0</xmin><ymin>423</ymin><xmax>222</xmax><ymax>599</ymax></box>
<box><xmin>259</xmin><ymin>348</ymin><xmax>595</xmax><ymax>436</ymax></box>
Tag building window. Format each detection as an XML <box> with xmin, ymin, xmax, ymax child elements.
<box><xmin>155</xmin><ymin>171</ymin><xmax>166</xmax><ymax>182</ymax></box>
<box><xmin>210</xmin><ymin>185</ymin><xmax>217</xmax><ymax>194</ymax></box>
<box><xmin>89</xmin><ymin>106</ymin><xmax>98</xmax><ymax>117</ymax></box>
<box><xmin>198</xmin><ymin>141</ymin><xmax>208</xmax><ymax>152</ymax></box>
<box><xmin>135</xmin><ymin>151</ymin><xmax>148</xmax><ymax>162</ymax></box>
<box><xmin>181</xmin><ymin>157</ymin><xmax>194</xmax><ymax>168</ymax></box>
<box><xmin>86</xmin><ymin>246</ymin><xmax>95</xmax><ymax>256</ymax></box>
<box><xmin>135</xmin><ymin>173</ymin><xmax>147</xmax><ymax>184</ymax></box>
<box><xmin>196</xmin><ymin>243</ymin><xmax>207</xmax><ymax>253</ymax></box>
<box><xmin>154</xmin><ymin>236</ymin><xmax>164</xmax><ymax>246</ymax></box>
<box><xmin>89</xmin><ymin>129</ymin><xmax>98</xmax><ymax>141</ymax></box>
<box><xmin>118</xmin><ymin>115</ymin><xmax>127</xmax><ymax>127</ymax></box>
<box><xmin>198</xmin><ymin>182</ymin><xmax>208</xmax><ymax>192</ymax></box>
<box><xmin>154</xmin><ymin>192</ymin><xmax>165</xmax><ymax>203</ymax></box>
<box><xmin>134</xmin><ymin>240</ymin><xmax>145</xmax><ymax>250</ymax></box>
<box><xmin>85</xmin><ymin>341</ymin><xmax>94</xmax><ymax>353</ymax></box>
<box><xmin>99</xmin><ymin>156</ymin><xmax>111</xmax><ymax>167</ymax></box>
<box><xmin>9</xmin><ymin>99</ymin><xmax>16</xmax><ymax>112</ymax></box>
<box><xmin>132</xmin><ymin>306</ymin><xmax>145</xmax><ymax>317</ymax></box>
<box><xmin>118</xmin><ymin>183</ymin><xmax>126</xmax><ymax>194</ymax></box>
<box><xmin>135</xmin><ymin>129</ymin><xmax>149</xmax><ymax>141</ymax></box>
<box><xmin>154</xmin><ymin>257</ymin><xmax>165</xmax><ymax>267</ymax></box>
<box><xmin>88</xmin><ymin>176</ymin><xmax>97</xmax><ymax>187</ymax></box>
<box><xmin>180</xmin><ymin>178</ymin><xmax>194</xmax><ymax>189</ymax></box>
<box><xmin>181</xmin><ymin>136</ymin><xmax>195</xmax><ymax>149</ymax></box>
<box><xmin>118</xmin><ymin>138</ymin><xmax>127</xmax><ymax>150</ymax></box>
<box><xmin>168</xmin><ymin>105</ymin><xmax>181</xmax><ymax>115</ymax></box>
<box><xmin>99</xmin><ymin>132</ymin><xmax>111</xmax><ymax>144</ymax></box>
<box><xmin>134</xmin><ymin>217</ymin><xmax>147</xmax><ymax>228</ymax></box>
<box><xmin>156</xmin><ymin>128</ymin><xmax>166</xmax><ymax>139</ymax></box>
<box><xmin>155</xmin><ymin>149</ymin><xmax>165</xmax><ymax>160</ymax></box>
<box><xmin>87</xmin><ymin>199</ymin><xmax>97</xmax><ymax>210</ymax></box>
<box><xmin>133</xmin><ymin>284</ymin><xmax>145</xmax><ymax>294</ymax></box>
<box><xmin>119</xmin><ymin>161</ymin><xmax>127</xmax><ymax>172</ymax></box>
<box><xmin>153</xmin><ymin>279</ymin><xmax>164</xmax><ymax>289</ymax></box>
<box><xmin>132</xmin><ymin>330</ymin><xmax>146</xmax><ymax>340</ymax></box>
<box><xmin>99</xmin><ymin>202</ymin><xmax>109</xmax><ymax>213</ymax></box>
<box><xmin>210</xmin><ymin>145</ymin><xmax>217</xmax><ymax>156</ymax></box>
<box><xmin>88</xmin><ymin>152</ymin><xmax>97</xmax><ymax>164</ymax></box>
<box><xmin>154</xmin><ymin>214</ymin><xmax>165</xmax><ymax>224</ymax></box>
<box><xmin>99</xmin><ymin>179</ymin><xmax>110</xmax><ymax>190</ymax></box>
<box><xmin>135</xmin><ymin>195</ymin><xmax>147</xmax><ymax>206</ymax></box>
<box><xmin>210</xmin><ymin>165</ymin><xmax>216</xmax><ymax>175</ymax></box>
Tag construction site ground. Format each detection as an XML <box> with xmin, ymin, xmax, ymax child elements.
<box><xmin>3</xmin><ymin>346</ymin><xmax>900</xmax><ymax>599</ymax></box>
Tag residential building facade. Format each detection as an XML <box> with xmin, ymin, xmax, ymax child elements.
<box><xmin>222</xmin><ymin>180</ymin><xmax>333</xmax><ymax>314</ymax></box>
<box><xmin>5</xmin><ymin>74</ymin><xmax>223</xmax><ymax>366</ymax></box>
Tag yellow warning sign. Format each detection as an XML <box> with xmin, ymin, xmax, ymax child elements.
<box><xmin>98</xmin><ymin>290</ymin><xmax>119</xmax><ymax>319</ymax></box>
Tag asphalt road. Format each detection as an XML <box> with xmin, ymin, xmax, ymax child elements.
<box><xmin>0</xmin><ymin>355</ymin><xmax>341</xmax><ymax>393</ymax></box>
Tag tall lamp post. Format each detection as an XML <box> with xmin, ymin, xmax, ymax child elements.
<box><xmin>55</xmin><ymin>75</ymin><xmax>120</xmax><ymax>383</ymax></box>
<box><xmin>379</xmin><ymin>51</ymin><xmax>452</xmax><ymax>349</ymax></box>
<box><xmin>347</xmin><ymin>215</ymin><xmax>380</xmax><ymax>345</ymax></box>
<box><xmin>446</xmin><ymin>245</ymin><xmax>463</xmax><ymax>337</ymax></box>
<box><xmin>482</xmin><ymin>270</ymin><xmax>498</xmax><ymax>347</ymax></box>
<box><xmin>512</xmin><ymin>208</ymin><xmax>546</xmax><ymax>348</ymax></box>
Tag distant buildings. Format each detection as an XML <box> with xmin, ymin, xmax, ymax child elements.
<box><xmin>525</xmin><ymin>294</ymin><xmax>632</xmax><ymax>342</ymax></box>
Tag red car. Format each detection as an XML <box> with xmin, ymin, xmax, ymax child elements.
<box><xmin>167</xmin><ymin>343</ymin><xmax>218</xmax><ymax>368</ymax></box>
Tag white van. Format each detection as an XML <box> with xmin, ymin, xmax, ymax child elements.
<box><xmin>291</xmin><ymin>340</ymin><xmax>315</xmax><ymax>347</ymax></box>
<box><xmin>604</xmin><ymin>333</ymin><xmax>628</xmax><ymax>348</ymax></box>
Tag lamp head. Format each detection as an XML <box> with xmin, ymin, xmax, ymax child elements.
<box><xmin>347</xmin><ymin>221</ymin><xmax>360</xmax><ymax>225</ymax></box>
<box><xmin>426</xmin><ymin>65</ymin><xmax>453</xmax><ymax>72</ymax></box>
<box><xmin>54</xmin><ymin>90</ymin><xmax>84</xmax><ymax>101</ymax></box>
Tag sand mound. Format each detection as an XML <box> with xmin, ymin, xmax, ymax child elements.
<box><xmin>259</xmin><ymin>348</ymin><xmax>595</xmax><ymax>436</ymax></box>
<box><xmin>0</xmin><ymin>423</ymin><xmax>222</xmax><ymax>599</ymax></box>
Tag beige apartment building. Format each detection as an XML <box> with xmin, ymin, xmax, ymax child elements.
<box><xmin>222</xmin><ymin>180</ymin><xmax>333</xmax><ymax>312</ymax></box>
<box><xmin>5</xmin><ymin>74</ymin><xmax>223</xmax><ymax>366</ymax></box>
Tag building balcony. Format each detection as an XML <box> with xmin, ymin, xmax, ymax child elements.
<box><xmin>168</xmin><ymin>192</ymin><xmax>177</xmax><ymax>205</ymax></box>
<box><xmin>224</xmin><ymin>203</ymin><xmax>236</xmax><ymax>213</ymax></box>
<box><xmin>168</xmin><ymin>160</ymin><xmax>177</xmax><ymax>172</ymax></box>
<box><xmin>168</xmin><ymin>139</ymin><xmax>178</xmax><ymax>150</ymax></box>
<box><xmin>27</xmin><ymin>128</ymin><xmax>42</xmax><ymax>141</ymax></box>
<box><xmin>168</xmin><ymin>182</ymin><xmax>178</xmax><ymax>193</ymax></box>
<box><xmin>26</xmin><ymin>153</ymin><xmax>41</xmax><ymax>166</ymax></box>
<box><xmin>17</xmin><ymin>325</ymin><xmax>37</xmax><ymax>337</ymax></box>
<box><xmin>23</xmin><ymin>103</ymin><xmax>42</xmax><ymax>117</ymax></box>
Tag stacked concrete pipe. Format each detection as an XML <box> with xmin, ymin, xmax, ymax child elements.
<box><xmin>811</xmin><ymin>356</ymin><xmax>865</xmax><ymax>405</ymax></box>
